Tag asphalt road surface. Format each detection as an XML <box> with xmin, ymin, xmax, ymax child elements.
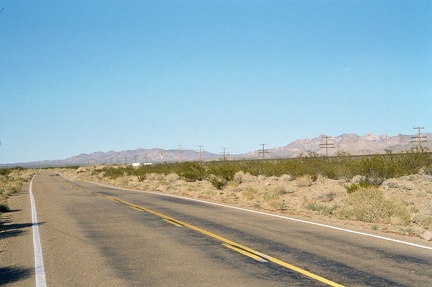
<box><xmin>2</xmin><ymin>170</ymin><xmax>432</xmax><ymax>286</ymax></box>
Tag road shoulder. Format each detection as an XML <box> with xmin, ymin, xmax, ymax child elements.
<box><xmin>0</xmin><ymin>183</ymin><xmax>35</xmax><ymax>287</ymax></box>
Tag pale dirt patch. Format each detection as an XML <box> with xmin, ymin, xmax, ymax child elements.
<box><xmin>60</xmin><ymin>167</ymin><xmax>432</xmax><ymax>242</ymax></box>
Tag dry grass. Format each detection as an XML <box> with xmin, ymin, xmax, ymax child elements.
<box><xmin>337</xmin><ymin>188</ymin><xmax>410</xmax><ymax>225</ymax></box>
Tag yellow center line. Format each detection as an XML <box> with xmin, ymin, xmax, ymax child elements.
<box><xmin>73</xmin><ymin>185</ymin><xmax>345</xmax><ymax>287</ymax></box>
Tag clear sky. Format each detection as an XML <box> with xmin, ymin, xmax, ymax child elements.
<box><xmin>1</xmin><ymin>0</ymin><xmax>431</xmax><ymax>163</ymax></box>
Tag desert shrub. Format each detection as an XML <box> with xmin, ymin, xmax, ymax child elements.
<box><xmin>208</xmin><ymin>163</ymin><xmax>237</xmax><ymax>182</ymax></box>
<box><xmin>398</xmin><ymin>147</ymin><xmax>432</xmax><ymax>172</ymax></box>
<box><xmin>0</xmin><ymin>167</ymin><xmax>23</xmax><ymax>176</ymax></box>
<box><xmin>319</xmin><ymin>192</ymin><xmax>337</xmax><ymax>202</ymax></box>
<box><xmin>345</xmin><ymin>180</ymin><xmax>377</xmax><ymax>193</ymax></box>
<box><xmin>338</xmin><ymin>188</ymin><xmax>410</xmax><ymax>225</ymax></box>
<box><xmin>166</xmin><ymin>173</ymin><xmax>180</xmax><ymax>183</ymax></box>
<box><xmin>352</xmin><ymin>148</ymin><xmax>432</xmax><ymax>182</ymax></box>
<box><xmin>208</xmin><ymin>175</ymin><xmax>227</xmax><ymax>190</ymax></box>
<box><xmin>104</xmin><ymin>168</ymin><xmax>124</xmax><ymax>179</ymax></box>
<box><xmin>295</xmin><ymin>175</ymin><xmax>314</xmax><ymax>187</ymax></box>
<box><xmin>268</xmin><ymin>200</ymin><xmax>288</xmax><ymax>210</ymax></box>
<box><xmin>279</xmin><ymin>174</ymin><xmax>293</xmax><ymax>181</ymax></box>
<box><xmin>136</xmin><ymin>173</ymin><xmax>146</xmax><ymax>182</ymax></box>
<box><xmin>62</xmin><ymin>166</ymin><xmax>80</xmax><ymax>170</ymax></box>
<box><xmin>242</xmin><ymin>187</ymin><xmax>258</xmax><ymax>201</ymax></box>
<box><xmin>0</xmin><ymin>169</ymin><xmax>11</xmax><ymax>176</ymax></box>
<box><xmin>233</xmin><ymin>171</ymin><xmax>255</xmax><ymax>184</ymax></box>
<box><xmin>179</xmin><ymin>162</ymin><xmax>206</xmax><ymax>182</ymax></box>
<box><xmin>271</xmin><ymin>184</ymin><xmax>291</xmax><ymax>195</ymax></box>
<box><xmin>261</xmin><ymin>191</ymin><xmax>280</xmax><ymax>201</ymax></box>
<box><xmin>94</xmin><ymin>166</ymin><xmax>126</xmax><ymax>179</ymax></box>
<box><xmin>281</xmin><ymin>160</ymin><xmax>318</xmax><ymax>179</ymax></box>
<box><xmin>2</xmin><ymin>186</ymin><xmax>18</xmax><ymax>198</ymax></box>
<box><xmin>345</xmin><ymin>183</ymin><xmax>360</xmax><ymax>194</ymax></box>
<box><xmin>307</xmin><ymin>204</ymin><xmax>338</xmax><ymax>215</ymax></box>
<box><xmin>145</xmin><ymin>173</ymin><xmax>163</xmax><ymax>180</ymax></box>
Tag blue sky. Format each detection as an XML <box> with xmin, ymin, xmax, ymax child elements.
<box><xmin>1</xmin><ymin>0</ymin><xmax>431</xmax><ymax>163</ymax></box>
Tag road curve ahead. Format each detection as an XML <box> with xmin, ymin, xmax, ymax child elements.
<box><xmin>27</xmin><ymin>171</ymin><xmax>432</xmax><ymax>286</ymax></box>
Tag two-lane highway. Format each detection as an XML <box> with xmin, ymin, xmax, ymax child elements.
<box><xmin>28</xmin><ymin>171</ymin><xmax>432</xmax><ymax>286</ymax></box>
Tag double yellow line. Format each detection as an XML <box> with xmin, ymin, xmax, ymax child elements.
<box><xmin>66</xmin><ymin>183</ymin><xmax>344</xmax><ymax>287</ymax></box>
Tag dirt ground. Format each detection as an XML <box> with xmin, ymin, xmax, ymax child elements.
<box><xmin>59</xmin><ymin>166</ymin><xmax>432</xmax><ymax>243</ymax></box>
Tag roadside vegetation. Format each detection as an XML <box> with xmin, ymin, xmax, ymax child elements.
<box><xmin>0</xmin><ymin>167</ymin><xmax>34</xmax><ymax>213</ymax></box>
<box><xmin>61</xmin><ymin>147</ymin><xmax>432</xmax><ymax>240</ymax></box>
<box><xmin>89</xmin><ymin>147</ymin><xmax>431</xmax><ymax>187</ymax></box>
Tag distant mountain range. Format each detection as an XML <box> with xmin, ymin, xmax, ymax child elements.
<box><xmin>3</xmin><ymin>132</ymin><xmax>431</xmax><ymax>168</ymax></box>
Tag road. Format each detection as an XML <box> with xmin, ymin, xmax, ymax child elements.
<box><xmin>2</xmin><ymin>170</ymin><xmax>432</xmax><ymax>286</ymax></box>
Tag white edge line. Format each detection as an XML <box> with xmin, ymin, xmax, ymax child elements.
<box><xmin>61</xmin><ymin>174</ymin><xmax>432</xmax><ymax>251</ymax></box>
<box><xmin>30</xmin><ymin>175</ymin><xmax>47</xmax><ymax>287</ymax></box>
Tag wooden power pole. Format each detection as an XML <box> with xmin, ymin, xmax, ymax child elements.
<box><xmin>412</xmin><ymin>127</ymin><xmax>427</xmax><ymax>148</ymax></box>
<box><xmin>198</xmin><ymin>145</ymin><xmax>203</xmax><ymax>162</ymax></box>
<box><xmin>320</xmin><ymin>136</ymin><xmax>334</xmax><ymax>157</ymax></box>
<box><xmin>258</xmin><ymin>144</ymin><xmax>269</xmax><ymax>160</ymax></box>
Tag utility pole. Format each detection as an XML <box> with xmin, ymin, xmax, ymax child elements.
<box><xmin>178</xmin><ymin>145</ymin><xmax>182</xmax><ymax>162</ymax></box>
<box><xmin>145</xmin><ymin>153</ymin><xmax>148</xmax><ymax>163</ymax></box>
<box><xmin>198</xmin><ymin>145</ymin><xmax>203</xmax><ymax>162</ymax></box>
<box><xmin>320</xmin><ymin>136</ymin><xmax>334</xmax><ymax>157</ymax></box>
<box><xmin>412</xmin><ymin>127</ymin><xmax>427</xmax><ymax>148</ymax></box>
<box><xmin>124</xmin><ymin>155</ymin><xmax>127</xmax><ymax>165</ymax></box>
<box><xmin>258</xmin><ymin>144</ymin><xmax>269</xmax><ymax>160</ymax></box>
<box><xmin>221</xmin><ymin>147</ymin><xmax>228</xmax><ymax>161</ymax></box>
